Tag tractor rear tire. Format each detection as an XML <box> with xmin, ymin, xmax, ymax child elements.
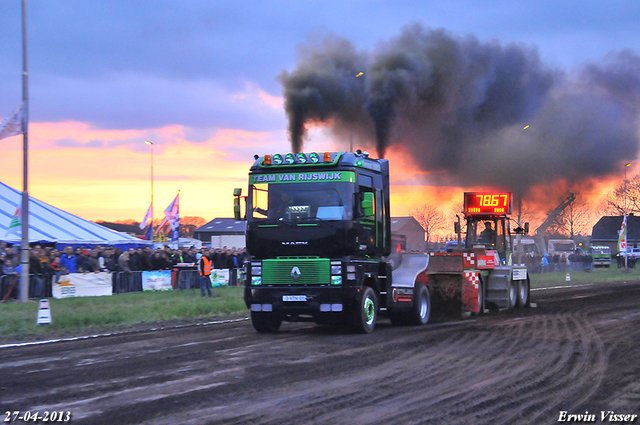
<box><xmin>517</xmin><ymin>277</ymin><xmax>530</xmax><ymax>308</ymax></box>
<box><xmin>508</xmin><ymin>279</ymin><xmax>518</xmax><ymax>309</ymax></box>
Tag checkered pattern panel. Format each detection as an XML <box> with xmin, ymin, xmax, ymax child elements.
<box><xmin>464</xmin><ymin>271</ymin><xmax>479</xmax><ymax>289</ymax></box>
<box><xmin>463</xmin><ymin>252</ymin><xmax>475</xmax><ymax>269</ymax></box>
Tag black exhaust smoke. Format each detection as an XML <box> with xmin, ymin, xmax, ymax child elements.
<box><xmin>279</xmin><ymin>24</ymin><xmax>640</xmax><ymax>197</ymax></box>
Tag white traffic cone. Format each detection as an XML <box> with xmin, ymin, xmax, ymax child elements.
<box><xmin>36</xmin><ymin>299</ymin><xmax>52</xmax><ymax>325</ymax></box>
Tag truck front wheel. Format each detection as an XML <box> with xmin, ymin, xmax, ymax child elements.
<box><xmin>350</xmin><ymin>286</ymin><xmax>377</xmax><ymax>333</ymax></box>
<box><xmin>251</xmin><ymin>311</ymin><xmax>283</xmax><ymax>333</ymax></box>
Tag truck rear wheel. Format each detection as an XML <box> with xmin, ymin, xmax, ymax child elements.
<box><xmin>251</xmin><ymin>311</ymin><xmax>283</xmax><ymax>333</ymax></box>
<box><xmin>516</xmin><ymin>277</ymin><xmax>530</xmax><ymax>308</ymax></box>
<box><xmin>350</xmin><ymin>286</ymin><xmax>377</xmax><ymax>333</ymax></box>
<box><xmin>410</xmin><ymin>284</ymin><xmax>431</xmax><ymax>325</ymax></box>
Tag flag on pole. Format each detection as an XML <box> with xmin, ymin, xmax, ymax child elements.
<box><xmin>139</xmin><ymin>203</ymin><xmax>153</xmax><ymax>229</ymax></box>
<box><xmin>163</xmin><ymin>193</ymin><xmax>180</xmax><ymax>242</ymax></box>
<box><xmin>5</xmin><ymin>207</ymin><xmax>21</xmax><ymax>237</ymax></box>
<box><xmin>0</xmin><ymin>104</ymin><xmax>24</xmax><ymax>141</ymax></box>
<box><xmin>618</xmin><ymin>214</ymin><xmax>628</xmax><ymax>253</ymax></box>
<box><xmin>145</xmin><ymin>223</ymin><xmax>153</xmax><ymax>241</ymax></box>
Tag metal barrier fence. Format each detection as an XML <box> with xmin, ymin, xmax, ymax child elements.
<box><xmin>0</xmin><ymin>268</ymin><xmax>244</xmax><ymax>300</ymax></box>
<box><xmin>0</xmin><ymin>273</ymin><xmax>52</xmax><ymax>301</ymax></box>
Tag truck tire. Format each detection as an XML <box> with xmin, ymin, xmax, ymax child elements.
<box><xmin>410</xmin><ymin>283</ymin><xmax>431</xmax><ymax>325</ymax></box>
<box><xmin>251</xmin><ymin>311</ymin><xmax>283</xmax><ymax>333</ymax></box>
<box><xmin>516</xmin><ymin>277</ymin><xmax>530</xmax><ymax>308</ymax></box>
<box><xmin>350</xmin><ymin>286</ymin><xmax>377</xmax><ymax>333</ymax></box>
<box><xmin>508</xmin><ymin>279</ymin><xmax>518</xmax><ymax>309</ymax></box>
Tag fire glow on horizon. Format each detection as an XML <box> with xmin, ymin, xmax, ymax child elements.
<box><xmin>0</xmin><ymin>119</ymin><xmax>629</xmax><ymax>237</ymax></box>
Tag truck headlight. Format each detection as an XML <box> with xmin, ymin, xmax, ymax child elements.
<box><xmin>252</xmin><ymin>276</ymin><xmax>262</xmax><ymax>285</ymax></box>
<box><xmin>331</xmin><ymin>276</ymin><xmax>342</xmax><ymax>285</ymax></box>
<box><xmin>331</xmin><ymin>265</ymin><xmax>342</xmax><ymax>275</ymax></box>
<box><xmin>251</xmin><ymin>263</ymin><xmax>262</xmax><ymax>275</ymax></box>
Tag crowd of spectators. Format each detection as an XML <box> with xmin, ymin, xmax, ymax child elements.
<box><xmin>520</xmin><ymin>251</ymin><xmax>594</xmax><ymax>273</ymax></box>
<box><xmin>0</xmin><ymin>241</ymin><xmax>248</xmax><ymax>298</ymax></box>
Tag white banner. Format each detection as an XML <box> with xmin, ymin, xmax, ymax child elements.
<box><xmin>142</xmin><ymin>270</ymin><xmax>172</xmax><ymax>291</ymax></box>
<box><xmin>53</xmin><ymin>272</ymin><xmax>113</xmax><ymax>299</ymax></box>
<box><xmin>211</xmin><ymin>269</ymin><xmax>229</xmax><ymax>287</ymax></box>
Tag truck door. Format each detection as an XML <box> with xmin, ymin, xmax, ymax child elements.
<box><xmin>357</xmin><ymin>174</ymin><xmax>376</xmax><ymax>254</ymax></box>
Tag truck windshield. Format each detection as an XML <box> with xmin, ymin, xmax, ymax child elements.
<box><xmin>250</xmin><ymin>181</ymin><xmax>353</xmax><ymax>221</ymax></box>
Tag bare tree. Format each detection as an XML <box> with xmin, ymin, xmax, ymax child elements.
<box><xmin>556</xmin><ymin>195</ymin><xmax>594</xmax><ymax>238</ymax></box>
<box><xmin>413</xmin><ymin>204</ymin><xmax>447</xmax><ymax>246</ymax></box>
<box><xmin>601</xmin><ymin>174</ymin><xmax>640</xmax><ymax>215</ymax></box>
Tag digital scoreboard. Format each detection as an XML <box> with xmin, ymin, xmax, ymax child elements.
<box><xmin>464</xmin><ymin>192</ymin><xmax>512</xmax><ymax>215</ymax></box>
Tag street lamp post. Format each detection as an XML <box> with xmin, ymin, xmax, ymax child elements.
<box><xmin>145</xmin><ymin>140</ymin><xmax>154</xmax><ymax>240</ymax></box>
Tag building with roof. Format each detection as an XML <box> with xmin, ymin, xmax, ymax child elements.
<box><xmin>391</xmin><ymin>216</ymin><xmax>425</xmax><ymax>252</ymax></box>
<box><xmin>194</xmin><ymin>218</ymin><xmax>247</xmax><ymax>249</ymax></box>
<box><xmin>591</xmin><ymin>214</ymin><xmax>640</xmax><ymax>253</ymax></box>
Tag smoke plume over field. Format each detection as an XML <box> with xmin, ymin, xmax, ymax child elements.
<box><xmin>279</xmin><ymin>24</ymin><xmax>640</xmax><ymax>199</ymax></box>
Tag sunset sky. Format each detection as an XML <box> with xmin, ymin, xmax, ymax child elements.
<box><xmin>1</xmin><ymin>1</ymin><xmax>639</xmax><ymax>230</ymax></box>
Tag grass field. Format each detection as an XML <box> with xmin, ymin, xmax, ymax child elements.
<box><xmin>1</xmin><ymin>266</ymin><xmax>639</xmax><ymax>342</ymax></box>
<box><xmin>530</xmin><ymin>266</ymin><xmax>640</xmax><ymax>288</ymax></box>
<box><xmin>0</xmin><ymin>286</ymin><xmax>246</xmax><ymax>341</ymax></box>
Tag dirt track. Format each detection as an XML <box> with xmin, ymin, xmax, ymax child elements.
<box><xmin>2</xmin><ymin>281</ymin><xmax>640</xmax><ymax>425</ymax></box>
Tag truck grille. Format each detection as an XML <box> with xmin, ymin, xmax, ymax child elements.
<box><xmin>262</xmin><ymin>258</ymin><xmax>330</xmax><ymax>285</ymax></box>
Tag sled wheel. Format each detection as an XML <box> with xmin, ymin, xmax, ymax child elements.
<box><xmin>410</xmin><ymin>284</ymin><xmax>431</xmax><ymax>325</ymax></box>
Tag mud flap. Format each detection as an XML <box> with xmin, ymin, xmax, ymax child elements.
<box><xmin>462</xmin><ymin>271</ymin><xmax>480</xmax><ymax>313</ymax></box>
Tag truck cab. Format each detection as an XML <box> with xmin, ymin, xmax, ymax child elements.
<box><xmin>240</xmin><ymin>151</ymin><xmax>413</xmax><ymax>334</ymax></box>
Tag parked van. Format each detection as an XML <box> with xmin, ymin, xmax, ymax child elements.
<box><xmin>548</xmin><ymin>239</ymin><xmax>576</xmax><ymax>256</ymax></box>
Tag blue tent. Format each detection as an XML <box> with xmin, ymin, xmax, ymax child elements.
<box><xmin>0</xmin><ymin>181</ymin><xmax>151</xmax><ymax>249</ymax></box>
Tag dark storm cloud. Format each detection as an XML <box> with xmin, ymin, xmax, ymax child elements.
<box><xmin>280</xmin><ymin>24</ymin><xmax>640</xmax><ymax>195</ymax></box>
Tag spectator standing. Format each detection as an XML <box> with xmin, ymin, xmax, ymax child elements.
<box><xmin>227</xmin><ymin>249</ymin><xmax>238</xmax><ymax>286</ymax></box>
<box><xmin>151</xmin><ymin>251</ymin><xmax>169</xmax><ymax>270</ymax></box>
<box><xmin>198</xmin><ymin>250</ymin><xmax>213</xmax><ymax>297</ymax></box>
<box><xmin>87</xmin><ymin>250</ymin><xmax>101</xmax><ymax>272</ymax></box>
<box><xmin>212</xmin><ymin>248</ymin><xmax>227</xmax><ymax>269</ymax></box>
<box><xmin>76</xmin><ymin>249</ymin><xmax>90</xmax><ymax>273</ymax></box>
<box><xmin>59</xmin><ymin>246</ymin><xmax>77</xmax><ymax>274</ymax></box>
<box><xmin>118</xmin><ymin>250</ymin><xmax>132</xmax><ymax>272</ymax></box>
<box><xmin>141</xmin><ymin>247</ymin><xmax>153</xmax><ymax>271</ymax></box>
<box><xmin>50</xmin><ymin>256</ymin><xmax>62</xmax><ymax>284</ymax></box>
<box><xmin>130</xmin><ymin>248</ymin><xmax>143</xmax><ymax>271</ymax></box>
<box><xmin>29</xmin><ymin>250</ymin><xmax>44</xmax><ymax>297</ymax></box>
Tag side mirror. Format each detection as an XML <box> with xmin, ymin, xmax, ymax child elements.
<box><xmin>362</xmin><ymin>192</ymin><xmax>374</xmax><ymax>217</ymax></box>
<box><xmin>454</xmin><ymin>222</ymin><xmax>460</xmax><ymax>234</ymax></box>
<box><xmin>233</xmin><ymin>188</ymin><xmax>242</xmax><ymax>197</ymax></box>
<box><xmin>524</xmin><ymin>222</ymin><xmax>529</xmax><ymax>234</ymax></box>
<box><xmin>234</xmin><ymin>197</ymin><xmax>241</xmax><ymax>221</ymax></box>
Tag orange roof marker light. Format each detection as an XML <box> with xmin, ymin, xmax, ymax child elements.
<box><xmin>356</xmin><ymin>72</ymin><xmax>364</xmax><ymax>77</ymax></box>
<box><xmin>264</xmin><ymin>154</ymin><xmax>271</xmax><ymax>165</ymax></box>
<box><xmin>523</xmin><ymin>125</ymin><xmax>530</xmax><ymax>130</ymax></box>
<box><xmin>323</xmin><ymin>152</ymin><xmax>331</xmax><ymax>162</ymax></box>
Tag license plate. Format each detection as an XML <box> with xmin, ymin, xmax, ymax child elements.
<box><xmin>283</xmin><ymin>295</ymin><xmax>307</xmax><ymax>302</ymax></box>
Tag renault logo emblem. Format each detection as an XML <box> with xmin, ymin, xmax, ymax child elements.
<box><xmin>291</xmin><ymin>266</ymin><xmax>301</xmax><ymax>281</ymax></box>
